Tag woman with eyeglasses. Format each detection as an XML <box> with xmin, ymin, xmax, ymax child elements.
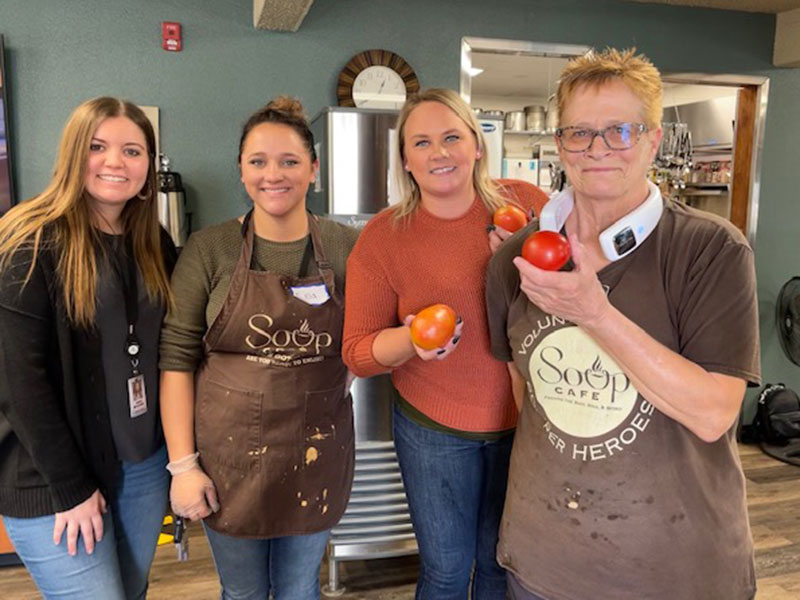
<box><xmin>486</xmin><ymin>49</ymin><xmax>760</xmax><ymax>600</ymax></box>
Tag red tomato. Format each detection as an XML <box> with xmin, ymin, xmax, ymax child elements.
<box><xmin>410</xmin><ymin>304</ymin><xmax>457</xmax><ymax>350</ymax></box>
<box><xmin>521</xmin><ymin>231</ymin><xmax>571</xmax><ymax>271</ymax></box>
<box><xmin>493</xmin><ymin>204</ymin><xmax>529</xmax><ymax>233</ymax></box>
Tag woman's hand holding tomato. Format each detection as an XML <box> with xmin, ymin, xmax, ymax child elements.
<box><xmin>493</xmin><ymin>204</ymin><xmax>529</xmax><ymax>233</ymax></box>
<box><xmin>410</xmin><ymin>304</ymin><xmax>457</xmax><ymax>349</ymax></box>
<box><xmin>404</xmin><ymin>304</ymin><xmax>463</xmax><ymax>361</ymax></box>
<box><xmin>488</xmin><ymin>226</ymin><xmax>512</xmax><ymax>255</ymax></box>
<box><xmin>489</xmin><ymin>205</ymin><xmax>531</xmax><ymax>255</ymax></box>
<box><xmin>521</xmin><ymin>231</ymin><xmax>572</xmax><ymax>271</ymax></box>
<box><xmin>512</xmin><ymin>233</ymin><xmax>610</xmax><ymax>328</ymax></box>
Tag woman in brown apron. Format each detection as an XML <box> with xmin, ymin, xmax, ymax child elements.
<box><xmin>158</xmin><ymin>97</ymin><xmax>359</xmax><ymax>599</ymax></box>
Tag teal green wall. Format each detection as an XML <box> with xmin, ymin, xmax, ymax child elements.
<box><xmin>1</xmin><ymin>0</ymin><xmax>797</xmax><ymax>411</ymax></box>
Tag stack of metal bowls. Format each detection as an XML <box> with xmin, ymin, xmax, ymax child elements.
<box><xmin>524</xmin><ymin>105</ymin><xmax>546</xmax><ymax>133</ymax></box>
<box><xmin>504</xmin><ymin>110</ymin><xmax>526</xmax><ymax>132</ymax></box>
<box><xmin>545</xmin><ymin>94</ymin><xmax>559</xmax><ymax>132</ymax></box>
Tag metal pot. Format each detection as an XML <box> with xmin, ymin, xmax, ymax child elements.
<box><xmin>545</xmin><ymin>95</ymin><xmax>559</xmax><ymax>132</ymax></box>
<box><xmin>524</xmin><ymin>105</ymin><xmax>546</xmax><ymax>132</ymax></box>
<box><xmin>504</xmin><ymin>110</ymin><xmax>526</xmax><ymax>132</ymax></box>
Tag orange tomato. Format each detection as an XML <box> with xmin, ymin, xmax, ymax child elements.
<box><xmin>410</xmin><ymin>304</ymin><xmax>457</xmax><ymax>350</ymax></box>
<box><xmin>521</xmin><ymin>231</ymin><xmax>571</xmax><ymax>271</ymax></box>
<box><xmin>493</xmin><ymin>204</ymin><xmax>529</xmax><ymax>233</ymax></box>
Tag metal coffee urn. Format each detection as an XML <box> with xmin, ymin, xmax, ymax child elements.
<box><xmin>157</xmin><ymin>153</ymin><xmax>188</xmax><ymax>247</ymax></box>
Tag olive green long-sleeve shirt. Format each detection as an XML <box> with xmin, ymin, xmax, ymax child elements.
<box><xmin>159</xmin><ymin>217</ymin><xmax>359</xmax><ymax>372</ymax></box>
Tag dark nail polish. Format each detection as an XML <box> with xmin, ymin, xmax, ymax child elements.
<box><xmin>436</xmin><ymin>349</ymin><xmax>447</xmax><ymax>355</ymax></box>
<box><xmin>486</xmin><ymin>224</ymin><xmax>496</xmax><ymax>233</ymax></box>
<box><xmin>456</xmin><ymin>317</ymin><xmax>463</xmax><ymax>325</ymax></box>
<box><xmin>452</xmin><ymin>336</ymin><xmax>461</xmax><ymax>344</ymax></box>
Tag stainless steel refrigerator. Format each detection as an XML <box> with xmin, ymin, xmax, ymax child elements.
<box><xmin>309</xmin><ymin>107</ymin><xmax>417</xmax><ymax>594</ymax></box>
<box><xmin>477</xmin><ymin>112</ymin><xmax>504</xmax><ymax>179</ymax></box>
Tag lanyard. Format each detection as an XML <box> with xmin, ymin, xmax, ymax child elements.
<box><xmin>113</xmin><ymin>238</ymin><xmax>141</xmax><ymax>374</ymax></box>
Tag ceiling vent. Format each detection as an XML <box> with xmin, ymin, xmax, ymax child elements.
<box><xmin>253</xmin><ymin>0</ymin><xmax>314</xmax><ymax>32</ymax></box>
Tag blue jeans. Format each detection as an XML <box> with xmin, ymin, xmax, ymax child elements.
<box><xmin>392</xmin><ymin>404</ymin><xmax>513</xmax><ymax>600</ymax></box>
<box><xmin>4</xmin><ymin>445</ymin><xmax>169</xmax><ymax>600</ymax></box>
<box><xmin>203</xmin><ymin>523</ymin><xmax>329</xmax><ymax>600</ymax></box>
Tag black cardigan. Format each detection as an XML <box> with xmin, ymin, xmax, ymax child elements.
<box><xmin>0</xmin><ymin>229</ymin><xmax>177</xmax><ymax>518</ymax></box>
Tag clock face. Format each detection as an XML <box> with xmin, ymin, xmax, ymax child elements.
<box><xmin>352</xmin><ymin>66</ymin><xmax>407</xmax><ymax>109</ymax></box>
<box><xmin>337</xmin><ymin>50</ymin><xmax>419</xmax><ymax>109</ymax></box>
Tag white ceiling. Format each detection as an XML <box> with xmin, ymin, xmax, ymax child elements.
<box><xmin>469</xmin><ymin>52</ymin><xmax>738</xmax><ymax>103</ymax></box>
<box><xmin>471</xmin><ymin>54</ymin><xmax>569</xmax><ymax>99</ymax></box>
<box><xmin>624</xmin><ymin>0</ymin><xmax>800</xmax><ymax>12</ymax></box>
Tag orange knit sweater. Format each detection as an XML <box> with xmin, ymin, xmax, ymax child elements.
<box><xmin>342</xmin><ymin>179</ymin><xmax>548</xmax><ymax>432</ymax></box>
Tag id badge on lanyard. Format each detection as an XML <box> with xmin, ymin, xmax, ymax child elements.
<box><xmin>119</xmin><ymin>241</ymin><xmax>147</xmax><ymax>419</ymax></box>
<box><xmin>127</xmin><ymin>342</ymin><xmax>147</xmax><ymax>418</ymax></box>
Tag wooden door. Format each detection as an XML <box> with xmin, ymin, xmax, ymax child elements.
<box><xmin>0</xmin><ymin>516</ymin><xmax>16</xmax><ymax>554</ymax></box>
<box><xmin>730</xmin><ymin>85</ymin><xmax>759</xmax><ymax>236</ymax></box>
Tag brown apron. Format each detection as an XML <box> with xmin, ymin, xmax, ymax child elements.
<box><xmin>195</xmin><ymin>211</ymin><xmax>354</xmax><ymax>538</ymax></box>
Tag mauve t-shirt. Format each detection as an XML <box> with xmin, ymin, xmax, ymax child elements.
<box><xmin>486</xmin><ymin>200</ymin><xmax>760</xmax><ymax>600</ymax></box>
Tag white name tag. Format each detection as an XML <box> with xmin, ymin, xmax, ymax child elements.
<box><xmin>127</xmin><ymin>374</ymin><xmax>148</xmax><ymax>418</ymax></box>
<box><xmin>290</xmin><ymin>283</ymin><xmax>330</xmax><ymax>306</ymax></box>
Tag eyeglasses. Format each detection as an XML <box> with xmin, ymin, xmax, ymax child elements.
<box><xmin>555</xmin><ymin>123</ymin><xmax>648</xmax><ymax>152</ymax></box>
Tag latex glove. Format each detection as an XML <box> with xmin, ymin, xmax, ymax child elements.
<box><xmin>170</xmin><ymin>467</ymin><xmax>220</xmax><ymax>521</ymax></box>
<box><xmin>404</xmin><ymin>315</ymin><xmax>464</xmax><ymax>361</ymax></box>
<box><xmin>53</xmin><ymin>489</ymin><xmax>107</xmax><ymax>556</ymax></box>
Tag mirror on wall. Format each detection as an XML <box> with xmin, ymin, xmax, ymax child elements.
<box><xmin>460</xmin><ymin>36</ymin><xmax>768</xmax><ymax>245</ymax></box>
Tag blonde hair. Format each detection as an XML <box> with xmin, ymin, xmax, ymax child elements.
<box><xmin>392</xmin><ymin>88</ymin><xmax>510</xmax><ymax>220</ymax></box>
<box><xmin>557</xmin><ymin>48</ymin><xmax>663</xmax><ymax>129</ymax></box>
<box><xmin>0</xmin><ymin>96</ymin><xmax>173</xmax><ymax>327</ymax></box>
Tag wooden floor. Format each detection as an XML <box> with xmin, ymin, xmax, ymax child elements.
<box><xmin>1</xmin><ymin>443</ymin><xmax>798</xmax><ymax>599</ymax></box>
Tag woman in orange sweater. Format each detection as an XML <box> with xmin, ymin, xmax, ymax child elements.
<box><xmin>342</xmin><ymin>88</ymin><xmax>548</xmax><ymax>599</ymax></box>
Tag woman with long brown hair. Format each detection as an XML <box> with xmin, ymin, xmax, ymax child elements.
<box><xmin>0</xmin><ymin>97</ymin><xmax>176</xmax><ymax>599</ymax></box>
<box><xmin>159</xmin><ymin>96</ymin><xmax>359</xmax><ymax>599</ymax></box>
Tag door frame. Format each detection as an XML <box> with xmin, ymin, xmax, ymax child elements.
<box><xmin>460</xmin><ymin>36</ymin><xmax>770</xmax><ymax>247</ymax></box>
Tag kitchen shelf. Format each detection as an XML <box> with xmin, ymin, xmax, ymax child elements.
<box><xmin>680</xmin><ymin>189</ymin><xmax>727</xmax><ymax>197</ymax></box>
<box><xmin>693</xmin><ymin>143</ymin><xmax>732</xmax><ymax>152</ymax></box>
<box><xmin>680</xmin><ymin>182</ymin><xmax>730</xmax><ymax>197</ymax></box>
<box><xmin>684</xmin><ymin>182</ymin><xmax>729</xmax><ymax>189</ymax></box>
<box><xmin>504</xmin><ymin>130</ymin><xmax>552</xmax><ymax>136</ymax></box>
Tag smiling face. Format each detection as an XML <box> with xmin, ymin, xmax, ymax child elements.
<box><xmin>84</xmin><ymin>116</ymin><xmax>150</xmax><ymax>226</ymax></box>
<box><xmin>239</xmin><ymin>122</ymin><xmax>317</xmax><ymax>220</ymax></box>
<box><xmin>557</xmin><ymin>80</ymin><xmax>662</xmax><ymax>204</ymax></box>
<box><xmin>402</xmin><ymin>101</ymin><xmax>480</xmax><ymax>203</ymax></box>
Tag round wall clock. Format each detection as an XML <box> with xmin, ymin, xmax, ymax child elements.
<box><xmin>337</xmin><ymin>49</ymin><xmax>420</xmax><ymax>110</ymax></box>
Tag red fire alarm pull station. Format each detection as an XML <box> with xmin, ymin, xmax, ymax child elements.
<box><xmin>162</xmin><ymin>22</ymin><xmax>182</xmax><ymax>52</ymax></box>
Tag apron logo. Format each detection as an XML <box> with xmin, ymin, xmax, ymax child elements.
<box><xmin>246</xmin><ymin>315</ymin><xmax>333</xmax><ymax>355</ymax></box>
